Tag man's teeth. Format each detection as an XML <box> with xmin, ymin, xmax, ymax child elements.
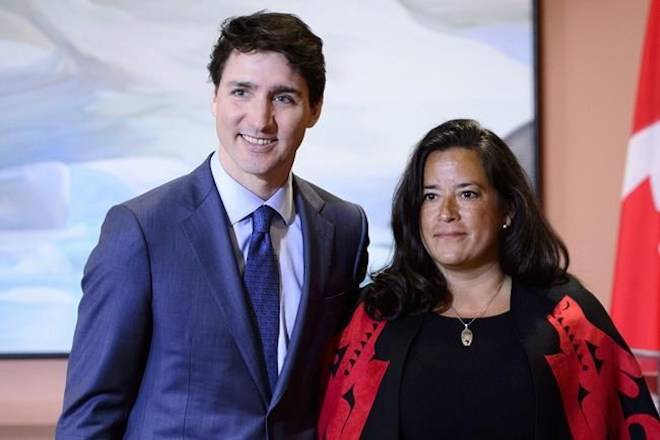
<box><xmin>242</xmin><ymin>134</ymin><xmax>275</xmax><ymax>145</ymax></box>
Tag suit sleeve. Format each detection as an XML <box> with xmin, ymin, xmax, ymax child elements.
<box><xmin>352</xmin><ymin>204</ymin><xmax>370</xmax><ymax>285</ymax></box>
<box><xmin>342</xmin><ymin>204</ymin><xmax>369</xmax><ymax>320</ymax></box>
<box><xmin>56</xmin><ymin>205</ymin><xmax>152</xmax><ymax>439</ymax></box>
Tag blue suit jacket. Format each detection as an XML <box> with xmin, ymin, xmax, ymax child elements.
<box><xmin>56</xmin><ymin>156</ymin><xmax>369</xmax><ymax>439</ymax></box>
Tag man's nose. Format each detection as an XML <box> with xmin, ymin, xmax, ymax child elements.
<box><xmin>248</xmin><ymin>97</ymin><xmax>276</xmax><ymax>133</ymax></box>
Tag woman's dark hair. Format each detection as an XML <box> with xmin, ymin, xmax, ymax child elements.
<box><xmin>207</xmin><ymin>11</ymin><xmax>325</xmax><ymax>106</ymax></box>
<box><xmin>363</xmin><ymin>119</ymin><xmax>569</xmax><ymax>321</ymax></box>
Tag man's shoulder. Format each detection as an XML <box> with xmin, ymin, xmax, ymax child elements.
<box><xmin>118</xmin><ymin>156</ymin><xmax>213</xmax><ymax>222</ymax></box>
<box><xmin>293</xmin><ymin>175</ymin><xmax>365</xmax><ymax>220</ymax></box>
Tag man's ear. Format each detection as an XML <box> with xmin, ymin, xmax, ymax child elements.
<box><xmin>307</xmin><ymin>96</ymin><xmax>323</xmax><ymax>128</ymax></box>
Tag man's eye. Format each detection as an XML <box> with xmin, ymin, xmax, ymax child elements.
<box><xmin>423</xmin><ymin>193</ymin><xmax>437</xmax><ymax>201</ymax></box>
<box><xmin>230</xmin><ymin>89</ymin><xmax>247</xmax><ymax>96</ymax></box>
<box><xmin>274</xmin><ymin>95</ymin><xmax>294</xmax><ymax>104</ymax></box>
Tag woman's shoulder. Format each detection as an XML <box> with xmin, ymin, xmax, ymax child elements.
<box><xmin>530</xmin><ymin>274</ymin><xmax>630</xmax><ymax>349</ymax></box>
<box><xmin>544</xmin><ymin>274</ymin><xmax>609</xmax><ymax>316</ymax></box>
<box><xmin>517</xmin><ymin>273</ymin><xmax>605</xmax><ymax>313</ymax></box>
<box><xmin>547</xmin><ymin>273</ymin><xmax>593</xmax><ymax>297</ymax></box>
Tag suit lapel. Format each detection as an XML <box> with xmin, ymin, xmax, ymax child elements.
<box><xmin>270</xmin><ymin>177</ymin><xmax>335</xmax><ymax>408</ymax></box>
<box><xmin>180</xmin><ymin>158</ymin><xmax>271</xmax><ymax>404</ymax></box>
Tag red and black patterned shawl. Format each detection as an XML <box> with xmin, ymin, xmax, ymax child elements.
<box><xmin>318</xmin><ymin>276</ymin><xmax>660</xmax><ymax>440</ymax></box>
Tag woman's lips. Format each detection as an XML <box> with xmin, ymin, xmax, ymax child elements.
<box><xmin>436</xmin><ymin>232</ymin><xmax>466</xmax><ymax>238</ymax></box>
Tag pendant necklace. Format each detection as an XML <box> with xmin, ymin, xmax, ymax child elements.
<box><xmin>449</xmin><ymin>277</ymin><xmax>506</xmax><ymax>347</ymax></box>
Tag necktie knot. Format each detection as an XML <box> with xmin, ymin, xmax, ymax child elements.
<box><xmin>252</xmin><ymin>205</ymin><xmax>277</xmax><ymax>233</ymax></box>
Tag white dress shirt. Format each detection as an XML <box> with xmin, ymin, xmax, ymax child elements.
<box><xmin>210</xmin><ymin>152</ymin><xmax>304</xmax><ymax>374</ymax></box>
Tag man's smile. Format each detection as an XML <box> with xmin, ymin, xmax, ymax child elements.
<box><xmin>240</xmin><ymin>133</ymin><xmax>278</xmax><ymax>146</ymax></box>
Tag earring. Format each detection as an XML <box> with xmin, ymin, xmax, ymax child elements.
<box><xmin>502</xmin><ymin>223</ymin><xmax>509</xmax><ymax>230</ymax></box>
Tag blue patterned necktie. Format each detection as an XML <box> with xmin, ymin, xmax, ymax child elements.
<box><xmin>244</xmin><ymin>205</ymin><xmax>280</xmax><ymax>393</ymax></box>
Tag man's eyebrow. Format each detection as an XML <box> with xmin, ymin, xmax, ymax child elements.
<box><xmin>224</xmin><ymin>82</ymin><xmax>302</xmax><ymax>96</ymax></box>
<box><xmin>225</xmin><ymin>80</ymin><xmax>255</xmax><ymax>89</ymax></box>
<box><xmin>271</xmin><ymin>85</ymin><xmax>302</xmax><ymax>96</ymax></box>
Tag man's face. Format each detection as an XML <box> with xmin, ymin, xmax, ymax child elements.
<box><xmin>212</xmin><ymin>50</ymin><xmax>322</xmax><ymax>195</ymax></box>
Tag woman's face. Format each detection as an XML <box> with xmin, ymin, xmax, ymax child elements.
<box><xmin>419</xmin><ymin>148</ymin><xmax>508</xmax><ymax>273</ymax></box>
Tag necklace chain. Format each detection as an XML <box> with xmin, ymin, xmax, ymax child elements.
<box><xmin>449</xmin><ymin>277</ymin><xmax>506</xmax><ymax>347</ymax></box>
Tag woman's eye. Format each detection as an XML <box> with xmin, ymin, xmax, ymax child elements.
<box><xmin>423</xmin><ymin>193</ymin><xmax>437</xmax><ymax>201</ymax></box>
<box><xmin>460</xmin><ymin>190</ymin><xmax>478</xmax><ymax>200</ymax></box>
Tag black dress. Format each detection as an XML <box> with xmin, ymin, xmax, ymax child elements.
<box><xmin>399</xmin><ymin>311</ymin><xmax>535</xmax><ymax>439</ymax></box>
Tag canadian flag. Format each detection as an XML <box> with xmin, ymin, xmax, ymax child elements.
<box><xmin>610</xmin><ymin>0</ymin><xmax>660</xmax><ymax>353</ymax></box>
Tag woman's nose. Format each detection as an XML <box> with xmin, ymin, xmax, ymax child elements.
<box><xmin>439</xmin><ymin>197</ymin><xmax>458</xmax><ymax>222</ymax></box>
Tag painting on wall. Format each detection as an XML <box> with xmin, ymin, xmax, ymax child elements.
<box><xmin>0</xmin><ymin>0</ymin><xmax>537</xmax><ymax>355</ymax></box>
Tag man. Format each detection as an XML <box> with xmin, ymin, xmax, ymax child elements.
<box><xmin>57</xmin><ymin>11</ymin><xmax>369</xmax><ymax>439</ymax></box>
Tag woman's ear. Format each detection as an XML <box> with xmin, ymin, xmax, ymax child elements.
<box><xmin>502</xmin><ymin>211</ymin><xmax>513</xmax><ymax>230</ymax></box>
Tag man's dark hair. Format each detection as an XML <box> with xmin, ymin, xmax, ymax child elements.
<box><xmin>363</xmin><ymin>119</ymin><xmax>569</xmax><ymax>321</ymax></box>
<box><xmin>207</xmin><ymin>11</ymin><xmax>325</xmax><ymax>106</ymax></box>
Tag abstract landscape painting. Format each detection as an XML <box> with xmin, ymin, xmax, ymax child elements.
<box><xmin>0</xmin><ymin>0</ymin><xmax>535</xmax><ymax>354</ymax></box>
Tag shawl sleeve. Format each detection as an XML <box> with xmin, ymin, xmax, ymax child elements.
<box><xmin>543</xmin><ymin>283</ymin><xmax>659</xmax><ymax>439</ymax></box>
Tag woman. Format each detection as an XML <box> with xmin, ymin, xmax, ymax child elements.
<box><xmin>318</xmin><ymin>119</ymin><xmax>659</xmax><ymax>439</ymax></box>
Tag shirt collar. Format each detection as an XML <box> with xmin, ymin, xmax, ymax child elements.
<box><xmin>210</xmin><ymin>151</ymin><xmax>295</xmax><ymax>226</ymax></box>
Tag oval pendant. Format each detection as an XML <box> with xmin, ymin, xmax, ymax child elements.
<box><xmin>461</xmin><ymin>328</ymin><xmax>473</xmax><ymax>346</ymax></box>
